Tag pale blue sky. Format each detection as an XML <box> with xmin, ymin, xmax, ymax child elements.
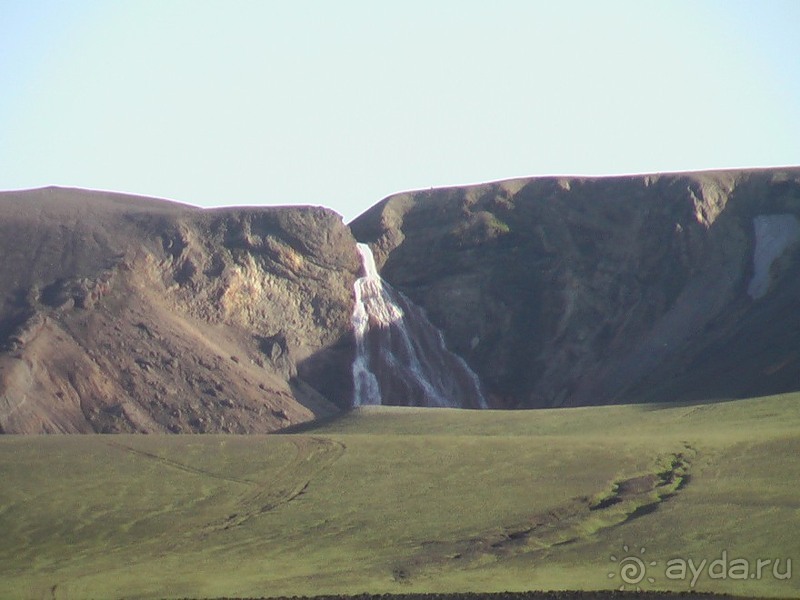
<box><xmin>1</xmin><ymin>1</ymin><xmax>799</xmax><ymax>221</ymax></box>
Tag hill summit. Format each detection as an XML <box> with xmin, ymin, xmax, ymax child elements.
<box><xmin>0</xmin><ymin>187</ymin><xmax>358</xmax><ymax>433</ymax></box>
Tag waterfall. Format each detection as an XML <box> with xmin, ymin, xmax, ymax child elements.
<box><xmin>351</xmin><ymin>243</ymin><xmax>488</xmax><ymax>409</ymax></box>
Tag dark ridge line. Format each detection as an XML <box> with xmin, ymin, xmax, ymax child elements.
<box><xmin>105</xmin><ymin>440</ymin><xmax>255</xmax><ymax>485</ymax></box>
<box><xmin>169</xmin><ymin>591</ymin><xmax>776</xmax><ymax>600</ymax></box>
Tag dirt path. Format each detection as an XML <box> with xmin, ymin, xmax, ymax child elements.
<box><xmin>105</xmin><ymin>435</ymin><xmax>346</xmax><ymax>533</ymax></box>
<box><xmin>198</xmin><ymin>436</ymin><xmax>346</xmax><ymax>533</ymax></box>
<box><xmin>105</xmin><ymin>439</ymin><xmax>255</xmax><ymax>485</ymax></box>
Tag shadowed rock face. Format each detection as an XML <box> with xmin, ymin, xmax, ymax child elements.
<box><xmin>351</xmin><ymin>168</ymin><xmax>800</xmax><ymax>408</ymax></box>
<box><xmin>351</xmin><ymin>244</ymin><xmax>487</xmax><ymax>409</ymax></box>
<box><xmin>0</xmin><ymin>187</ymin><xmax>359</xmax><ymax>433</ymax></box>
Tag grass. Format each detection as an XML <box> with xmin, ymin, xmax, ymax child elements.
<box><xmin>1</xmin><ymin>394</ymin><xmax>799</xmax><ymax>599</ymax></box>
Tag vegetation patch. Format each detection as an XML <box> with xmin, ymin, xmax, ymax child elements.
<box><xmin>1</xmin><ymin>396</ymin><xmax>799</xmax><ymax>599</ymax></box>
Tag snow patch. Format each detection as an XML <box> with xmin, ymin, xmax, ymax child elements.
<box><xmin>747</xmin><ymin>214</ymin><xmax>800</xmax><ymax>299</ymax></box>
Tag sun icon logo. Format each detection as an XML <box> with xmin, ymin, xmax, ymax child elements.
<box><xmin>608</xmin><ymin>544</ymin><xmax>657</xmax><ymax>590</ymax></box>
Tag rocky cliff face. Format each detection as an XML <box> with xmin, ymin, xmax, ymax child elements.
<box><xmin>3</xmin><ymin>169</ymin><xmax>800</xmax><ymax>432</ymax></box>
<box><xmin>0</xmin><ymin>187</ymin><xmax>359</xmax><ymax>433</ymax></box>
<box><xmin>351</xmin><ymin>168</ymin><xmax>800</xmax><ymax>407</ymax></box>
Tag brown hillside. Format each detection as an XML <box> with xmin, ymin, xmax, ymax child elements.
<box><xmin>0</xmin><ymin>187</ymin><xmax>359</xmax><ymax>433</ymax></box>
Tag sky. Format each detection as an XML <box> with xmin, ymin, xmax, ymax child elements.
<box><xmin>1</xmin><ymin>1</ymin><xmax>799</xmax><ymax>221</ymax></box>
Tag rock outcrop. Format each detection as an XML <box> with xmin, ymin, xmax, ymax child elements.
<box><xmin>0</xmin><ymin>187</ymin><xmax>359</xmax><ymax>433</ymax></box>
<box><xmin>3</xmin><ymin>168</ymin><xmax>800</xmax><ymax>431</ymax></box>
<box><xmin>351</xmin><ymin>168</ymin><xmax>800</xmax><ymax>407</ymax></box>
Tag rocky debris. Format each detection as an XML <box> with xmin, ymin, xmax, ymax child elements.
<box><xmin>351</xmin><ymin>168</ymin><xmax>800</xmax><ymax>407</ymax></box>
<box><xmin>256</xmin><ymin>332</ymin><xmax>295</xmax><ymax>377</ymax></box>
<box><xmin>0</xmin><ymin>187</ymin><xmax>360</xmax><ymax>434</ymax></box>
<box><xmin>1</xmin><ymin>312</ymin><xmax>45</xmax><ymax>352</ymax></box>
<box><xmin>39</xmin><ymin>269</ymin><xmax>116</xmax><ymax>310</ymax></box>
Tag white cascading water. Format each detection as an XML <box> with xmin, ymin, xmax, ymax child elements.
<box><xmin>351</xmin><ymin>243</ymin><xmax>488</xmax><ymax>409</ymax></box>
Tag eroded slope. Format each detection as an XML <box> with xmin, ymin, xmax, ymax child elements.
<box><xmin>0</xmin><ymin>187</ymin><xmax>359</xmax><ymax>433</ymax></box>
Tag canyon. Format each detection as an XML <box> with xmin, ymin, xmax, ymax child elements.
<box><xmin>1</xmin><ymin>167</ymin><xmax>800</xmax><ymax>432</ymax></box>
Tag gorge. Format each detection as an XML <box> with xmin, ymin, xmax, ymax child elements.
<box><xmin>1</xmin><ymin>166</ymin><xmax>800</xmax><ymax>433</ymax></box>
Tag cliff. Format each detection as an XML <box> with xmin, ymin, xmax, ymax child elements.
<box><xmin>3</xmin><ymin>168</ymin><xmax>800</xmax><ymax>432</ymax></box>
<box><xmin>0</xmin><ymin>187</ymin><xmax>359</xmax><ymax>433</ymax></box>
<box><xmin>351</xmin><ymin>168</ymin><xmax>800</xmax><ymax>407</ymax></box>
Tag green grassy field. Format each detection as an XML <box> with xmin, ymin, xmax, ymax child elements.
<box><xmin>1</xmin><ymin>395</ymin><xmax>799</xmax><ymax>599</ymax></box>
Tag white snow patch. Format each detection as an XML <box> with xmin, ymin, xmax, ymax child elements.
<box><xmin>747</xmin><ymin>214</ymin><xmax>800</xmax><ymax>299</ymax></box>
